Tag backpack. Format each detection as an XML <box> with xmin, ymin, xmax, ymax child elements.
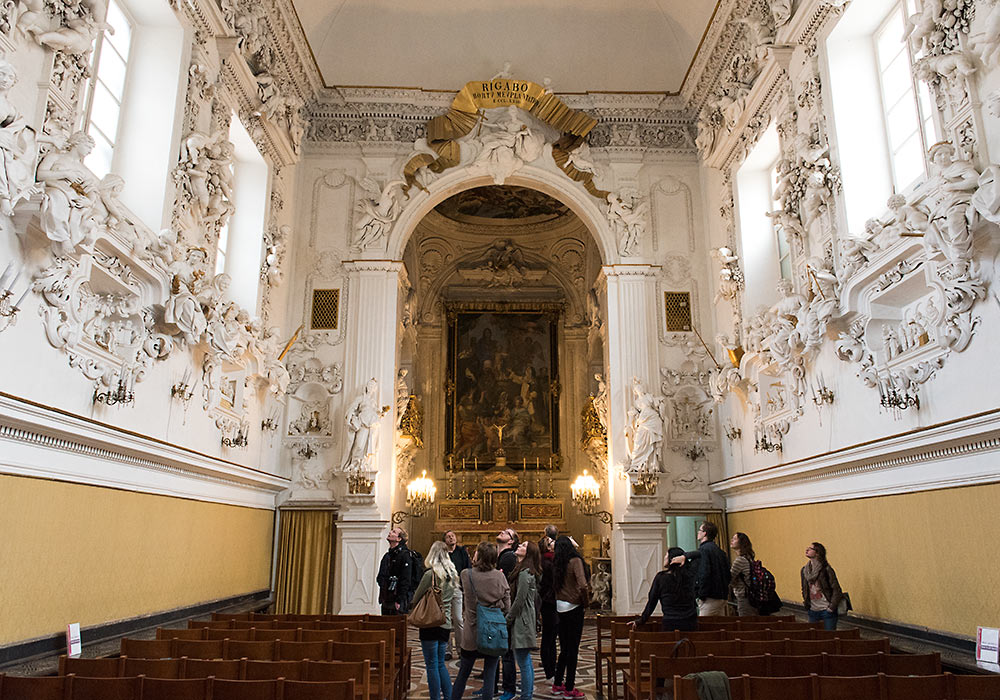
<box><xmin>745</xmin><ymin>559</ymin><xmax>779</xmax><ymax>613</ymax></box>
<box><xmin>409</xmin><ymin>550</ymin><xmax>425</xmax><ymax>593</ymax></box>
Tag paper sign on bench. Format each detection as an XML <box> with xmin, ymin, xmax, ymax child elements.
<box><xmin>977</xmin><ymin>626</ymin><xmax>999</xmax><ymax>664</ymax></box>
<box><xmin>66</xmin><ymin>623</ymin><xmax>82</xmax><ymax>658</ymax></box>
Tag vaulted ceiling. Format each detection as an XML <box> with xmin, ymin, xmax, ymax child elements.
<box><xmin>289</xmin><ymin>0</ymin><xmax>720</xmax><ymax>94</ymax></box>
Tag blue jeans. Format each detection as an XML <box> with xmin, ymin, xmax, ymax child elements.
<box><xmin>808</xmin><ymin>608</ymin><xmax>838</xmax><ymax>631</ymax></box>
<box><xmin>513</xmin><ymin>648</ymin><xmax>534</xmax><ymax>700</ymax></box>
<box><xmin>421</xmin><ymin>639</ymin><xmax>452</xmax><ymax>700</ymax></box>
<box><xmin>452</xmin><ymin>650</ymin><xmax>499</xmax><ymax>700</ymax></box>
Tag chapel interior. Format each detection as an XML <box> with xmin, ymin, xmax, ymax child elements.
<box><xmin>2</xmin><ymin>0</ymin><xmax>1000</xmax><ymax>682</ymax></box>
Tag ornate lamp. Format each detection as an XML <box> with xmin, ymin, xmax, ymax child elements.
<box><xmin>392</xmin><ymin>470</ymin><xmax>436</xmax><ymax>524</ymax></box>
<box><xmin>571</xmin><ymin>469</ymin><xmax>612</xmax><ymax>524</ymax></box>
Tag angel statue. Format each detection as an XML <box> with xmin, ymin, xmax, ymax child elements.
<box><xmin>355</xmin><ymin>177</ymin><xmax>406</xmax><ymax>250</ymax></box>
<box><xmin>343</xmin><ymin>378</ymin><xmax>389</xmax><ymax>473</ymax></box>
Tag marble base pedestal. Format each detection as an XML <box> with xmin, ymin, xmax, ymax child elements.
<box><xmin>333</xmin><ymin>519</ymin><xmax>388</xmax><ymax>613</ymax></box>
<box><xmin>611</xmin><ymin>520</ymin><xmax>667</xmax><ymax>615</ymax></box>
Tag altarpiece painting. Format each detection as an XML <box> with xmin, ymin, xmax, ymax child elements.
<box><xmin>445</xmin><ymin>304</ymin><xmax>561</xmax><ymax>469</ymax></box>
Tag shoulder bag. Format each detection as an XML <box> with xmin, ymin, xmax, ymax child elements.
<box><xmin>409</xmin><ymin>570</ymin><xmax>446</xmax><ymax>628</ymax></box>
<box><xmin>467</xmin><ymin>570</ymin><xmax>509</xmax><ymax>656</ymax></box>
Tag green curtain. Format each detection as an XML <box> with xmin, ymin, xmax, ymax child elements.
<box><xmin>273</xmin><ymin>510</ymin><xmax>335</xmax><ymax>615</ymax></box>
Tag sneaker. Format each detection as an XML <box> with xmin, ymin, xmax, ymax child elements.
<box><xmin>551</xmin><ymin>685</ymin><xmax>565</xmax><ymax>695</ymax></box>
<box><xmin>499</xmin><ymin>694</ymin><xmax>516</xmax><ymax>700</ymax></box>
<box><xmin>445</xmin><ymin>652</ymin><xmax>453</xmax><ymax>661</ymax></box>
<box><xmin>564</xmin><ymin>690</ymin><xmax>585</xmax><ymax>699</ymax></box>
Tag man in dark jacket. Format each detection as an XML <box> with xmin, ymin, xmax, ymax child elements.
<box><xmin>376</xmin><ymin>527</ymin><xmax>413</xmax><ymax>615</ymax></box>
<box><xmin>685</xmin><ymin>521</ymin><xmax>730</xmax><ymax>616</ymax></box>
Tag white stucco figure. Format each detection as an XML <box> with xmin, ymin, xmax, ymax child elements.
<box><xmin>355</xmin><ymin>178</ymin><xmax>406</xmax><ymax>250</ymax></box>
<box><xmin>395</xmin><ymin>368</ymin><xmax>411</xmax><ymax>429</ymax></box>
<box><xmin>593</xmin><ymin>373</ymin><xmax>609</xmax><ymax>433</ymax></box>
<box><xmin>343</xmin><ymin>378</ymin><xmax>385</xmax><ymax>473</ymax></box>
<box><xmin>624</xmin><ymin>378</ymin><xmax>665</xmax><ymax>475</ymax></box>
<box><xmin>473</xmin><ymin>106</ymin><xmax>544</xmax><ymax>185</ymax></box>
<box><xmin>921</xmin><ymin>142</ymin><xmax>980</xmax><ymax>275</ymax></box>
<box><xmin>36</xmin><ymin>131</ymin><xmax>99</xmax><ymax>254</ymax></box>
<box><xmin>607</xmin><ymin>189</ymin><xmax>648</xmax><ymax>257</ymax></box>
<box><xmin>0</xmin><ymin>59</ymin><xmax>38</xmax><ymax>217</ymax></box>
<box><xmin>566</xmin><ymin>141</ymin><xmax>598</xmax><ymax>175</ymax></box>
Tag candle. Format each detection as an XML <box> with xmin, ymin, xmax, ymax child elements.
<box><xmin>523</xmin><ymin>457</ymin><xmax>526</xmax><ymax>470</ymax></box>
<box><xmin>5</xmin><ymin>270</ymin><xmax>20</xmax><ymax>293</ymax></box>
<box><xmin>449</xmin><ymin>455</ymin><xmax>453</xmax><ymax>469</ymax></box>
<box><xmin>0</xmin><ymin>263</ymin><xmax>14</xmax><ymax>290</ymax></box>
<box><xmin>474</xmin><ymin>457</ymin><xmax>478</xmax><ymax>470</ymax></box>
<box><xmin>13</xmin><ymin>284</ymin><xmax>29</xmax><ymax>309</ymax></box>
<box><xmin>182</xmin><ymin>367</ymin><xmax>191</xmax><ymax>386</ymax></box>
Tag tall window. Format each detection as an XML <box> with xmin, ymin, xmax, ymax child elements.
<box><xmin>82</xmin><ymin>0</ymin><xmax>132</xmax><ymax>177</ymax></box>
<box><xmin>769</xmin><ymin>161</ymin><xmax>792</xmax><ymax>281</ymax></box>
<box><xmin>874</xmin><ymin>1</ymin><xmax>936</xmax><ymax>192</ymax></box>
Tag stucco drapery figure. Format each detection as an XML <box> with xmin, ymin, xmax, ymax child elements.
<box><xmin>343</xmin><ymin>378</ymin><xmax>387</xmax><ymax>473</ymax></box>
<box><xmin>623</xmin><ymin>377</ymin><xmax>665</xmax><ymax>476</ymax></box>
<box><xmin>36</xmin><ymin>131</ymin><xmax>100</xmax><ymax>255</ymax></box>
<box><xmin>0</xmin><ymin>59</ymin><xmax>38</xmax><ymax>218</ymax></box>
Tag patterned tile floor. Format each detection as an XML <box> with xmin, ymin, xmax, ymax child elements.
<box><xmin>406</xmin><ymin>623</ymin><xmax>601</xmax><ymax>700</ymax></box>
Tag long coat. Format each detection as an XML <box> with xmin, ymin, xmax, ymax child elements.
<box><xmin>506</xmin><ymin>569</ymin><xmax>538</xmax><ymax>650</ymax></box>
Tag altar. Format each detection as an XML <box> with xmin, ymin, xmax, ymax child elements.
<box><xmin>432</xmin><ymin>470</ymin><xmax>566</xmax><ymax>543</ymax></box>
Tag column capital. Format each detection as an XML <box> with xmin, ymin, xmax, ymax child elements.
<box><xmin>600</xmin><ymin>263</ymin><xmax>661</xmax><ymax>281</ymax></box>
<box><xmin>343</xmin><ymin>260</ymin><xmax>403</xmax><ymax>274</ymax></box>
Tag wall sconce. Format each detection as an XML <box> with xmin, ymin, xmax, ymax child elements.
<box><xmin>171</xmin><ymin>367</ymin><xmax>195</xmax><ymax>403</ymax></box>
<box><xmin>811</xmin><ymin>374</ymin><xmax>835</xmax><ymax>407</ymax></box>
<box><xmin>754</xmin><ymin>428</ymin><xmax>781</xmax><ymax>453</ymax></box>
<box><xmin>571</xmin><ymin>469</ymin><xmax>612</xmax><ymax>524</ymax></box>
<box><xmin>221</xmin><ymin>425</ymin><xmax>248</xmax><ymax>448</ymax></box>
<box><xmin>392</xmin><ymin>470</ymin><xmax>437</xmax><ymax>524</ymax></box>
<box><xmin>684</xmin><ymin>444</ymin><xmax>706</xmax><ymax>462</ymax></box>
<box><xmin>297</xmin><ymin>443</ymin><xmax>317</xmax><ymax>460</ymax></box>
<box><xmin>0</xmin><ymin>263</ymin><xmax>30</xmax><ymax>333</ymax></box>
<box><xmin>94</xmin><ymin>365</ymin><xmax>135</xmax><ymax>407</ymax></box>
<box><xmin>878</xmin><ymin>376</ymin><xmax>919</xmax><ymax>412</ymax></box>
<box><xmin>261</xmin><ymin>411</ymin><xmax>280</xmax><ymax>432</ymax></box>
<box><xmin>724</xmin><ymin>424</ymin><xmax>742</xmax><ymax>441</ymax></box>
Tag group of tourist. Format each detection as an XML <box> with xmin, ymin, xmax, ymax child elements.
<box><xmin>634</xmin><ymin>521</ymin><xmax>844</xmax><ymax>631</ymax></box>
<box><xmin>376</xmin><ymin>524</ymin><xmax>590</xmax><ymax>700</ymax></box>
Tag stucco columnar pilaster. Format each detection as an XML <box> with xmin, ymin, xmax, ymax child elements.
<box><xmin>333</xmin><ymin>520</ymin><xmax>385</xmax><ymax>613</ymax></box>
<box><xmin>601</xmin><ymin>264</ymin><xmax>667</xmax><ymax>613</ymax></box>
<box><xmin>341</xmin><ymin>260</ymin><xmax>402</xmax><ymax>519</ymax></box>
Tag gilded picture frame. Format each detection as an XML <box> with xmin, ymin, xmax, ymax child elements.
<box><xmin>445</xmin><ymin>302</ymin><xmax>561</xmax><ymax>470</ymax></box>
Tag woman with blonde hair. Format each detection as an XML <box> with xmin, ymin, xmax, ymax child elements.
<box><xmin>412</xmin><ymin>540</ymin><xmax>458</xmax><ymax>700</ymax></box>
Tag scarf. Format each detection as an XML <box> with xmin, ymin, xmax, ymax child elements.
<box><xmin>803</xmin><ymin>558</ymin><xmax>825</xmax><ymax>583</ymax></box>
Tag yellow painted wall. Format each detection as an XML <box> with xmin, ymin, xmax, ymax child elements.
<box><xmin>727</xmin><ymin>483</ymin><xmax>1000</xmax><ymax>639</ymax></box>
<box><xmin>0</xmin><ymin>474</ymin><xmax>274</xmax><ymax>645</ymax></box>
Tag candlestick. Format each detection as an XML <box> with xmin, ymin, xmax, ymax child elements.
<box><xmin>0</xmin><ymin>263</ymin><xmax>14</xmax><ymax>290</ymax></box>
<box><xmin>449</xmin><ymin>455</ymin><xmax>453</xmax><ymax>470</ymax></box>
<box><xmin>13</xmin><ymin>284</ymin><xmax>29</xmax><ymax>309</ymax></box>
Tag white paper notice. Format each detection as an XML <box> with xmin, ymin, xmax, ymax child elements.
<box><xmin>66</xmin><ymin>623</ymin><xmax>82</xmax><ymax>658</ymax></box>
<box><xmin>977</xmin><ymin>626</ymin><xmax>999</xmax><ymax>664</ymax></box>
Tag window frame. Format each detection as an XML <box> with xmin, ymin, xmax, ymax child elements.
<box><xmin>80</xmin><ymin>0</ymin><xmax>134</xmax><ymax>177</ymax></box>
<box><xmin>871</xmin><ymin>0</ymin><xmax>938</xmax><ymax>194</ymax></box>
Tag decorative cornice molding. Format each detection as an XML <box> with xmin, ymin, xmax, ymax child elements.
<box><xmin>0</xmin><ymin>394</ymin><xmax>287</xmax><ymax>509</ymax></box>
<box><xmin>714</xmin><ymin>410</ymin><xmax>1000</xmax><ymax>512</ymax></box>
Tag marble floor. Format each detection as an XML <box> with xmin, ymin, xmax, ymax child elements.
<box><xmin>406</xmin><ymin>623</ymin><xmax>601</xmax><ymax>700</ymax></box>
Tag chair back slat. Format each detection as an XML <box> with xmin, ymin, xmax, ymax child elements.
<box><xmin>0</xmin><ymin>674</ymin><xmax>68</xmax><ymax>700</ymax></box>
<box><xmin>121</xmin><ymin>638</ymin><xmax>171</xmax><ymax>658</ymax></box>
<box><xmin>182</xmin><ymin>658</ymin><xmax>242</xmax><ymax>679</ymax></box>
<box><xmin>253</xmin><ymin>628</ymin><xmax>299</xmax><ymax>642</ymax></box>
<box><xmin>157</xmin><ymin>627</ymin><xmax>205</xmax><ymax>641</ymax></box>
<box><xmin>276</xmin><ymin>640</ymin><xmax>333</xmax><ymax>662</ymax></box>
<box><xmin>283</xmin><ymin>679</ymin><xmax>355</xmax><ymax>700</ymax></box>
<box><xmin>140</xmin><ymin>676</ymin><xmax>211</xmax><ymax>700</ymax></box>
<box><xmin>59</xmin><ymin>656</ymin><xmax>121</xmax><ymax>677</ymax></box>
<box><xmin>223</xmin><ymin>639</ymin><xmax>275</xmax><ymax>661</ymax></box>
<box><xmin>122</xmin><ymin>657</ymin><xmax>182</xmax><ymax>678</ymax></box>
<box><xmin>172</xmin><ymin>639</ymin><xmax>224</xmax><ymax>660</ymax></box>
<box><xmin>207</xmin><ymin>628</ymin><xmax>251</xmax><ymax>641</ymax></box>
<box><xmin>244</xmin><ymin>660</ymin><xmax>303</xmax><ymax>680</ymax></box>
<box><xmin>210</xmin><ymin>678</ymin><xmax>278</xmax><ymax>700</ymax></box>
<box><xmin>66</xmin><ymin>675</ymin><xmax>141</xmax><ymax>700</ymax></box>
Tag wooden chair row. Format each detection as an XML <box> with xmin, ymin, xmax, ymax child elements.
<box><xmin>0</xmin><ymin>674</ymin><xmax>353</xmax><ymax>700</ymax></box>
<box><xmin>670</xmin><ymin>672</ymin><xmax>1000</xmax><ymax>700</ymax></box>
<box><xmin>644</xmin><ymin>652</ymin><xmax>941</xmax><ymax>684</ymax></box>
<box><xmin>668</xmin><ymin>637</ymin><xmax>891</xmax><ymax>657</ymax></box>
<box><xmin>623</xmin><ymin>628</ymin><xmax>862</xmax><ymax>642</ymax></box>
<box><xmin>193</xmin><ymin>620</ymin><xmax>369</xmax><ymax>631</ymax></box>
<box><xmin>119</xmin><ymin>639</ymin><xmax>390</xmax><ymax>700</ymax></box>
<box><xmin>58</xmin><ymin>658</ymin><xmax>369</xmax><ymax>697</ymax></box>
<box><xmin>202</xmin><ymin>614</ymin><xmax>409</xmax><ymax>700</ymax></box>
<box><xmin>625</xmin><ymin>638</ymin><xmax>891</xmax><ymax>700</ymax></box>
<box><xmin>211</xmin><ymin>614</ymin><xmax>370</xmax><ymax>623</ymax></box>
<box><xmin>161</xmin><ymin>627</ymin><xmax>390</xmax><ymax>643</ymax></box>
